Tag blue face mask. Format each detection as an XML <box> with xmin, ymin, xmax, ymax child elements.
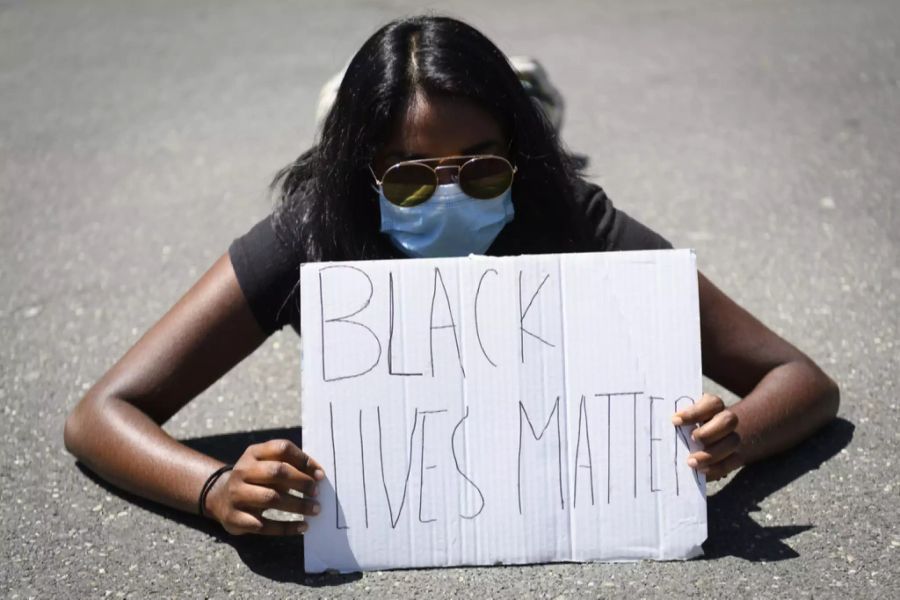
<box><xmin>377</xmin><ymin>182</ymin><xmax>515</xmax><ymax>258</ymax></box>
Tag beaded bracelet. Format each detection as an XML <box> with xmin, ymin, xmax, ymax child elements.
<box><xmin>198</xmin><ymin>465</ymin><xmax>234</xmax><ymax>519</ymax></box>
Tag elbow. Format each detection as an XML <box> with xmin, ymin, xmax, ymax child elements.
<box><xmin>792</xmin><ymin>357</ymin><xmax>840</xmax><ymax>431</ymax></box>
<box><xmin>63</xmin><ymin>400</ymin><xmax>85</xmax><ymax>457</ymax></box>
<box><xmin>822</xmin><ymin>374</ymin><xmax>840</xmax><ymax>422</ymax></box>
<box><xmin>806</xmin><ymin>357</ymin><xmax>840</xmax><ymax>424</ymax></box>
<box><xmin>64</xmin><ymin>392</ymin><xmax>102</xmax><ymax>459</ymax></box>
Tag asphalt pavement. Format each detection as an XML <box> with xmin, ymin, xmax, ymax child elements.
<box><xmin>2</xmin><ymin>0</ymin><xmax>898</xmax><ymax>597</ymax></box>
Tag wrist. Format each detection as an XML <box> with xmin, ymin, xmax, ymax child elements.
<box><xmin>199</xmin><ymin>465</ymin><xmax>233</xmax><ymax>523</ymax></box>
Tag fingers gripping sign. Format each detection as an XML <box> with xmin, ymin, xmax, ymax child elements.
<box><xmin>672</xmin><ymin>393</ymin><xmax>743</xmax><ymax>482</ymax></box>
<box><xmin>206</xmin><ymin>439</ymin><xmax>327</xmax><ymax>535</ymax></box>
<box><xmin>250</xmin><ymin>438</ymin><xmax>327</xmax><ymax>487</ymax></box>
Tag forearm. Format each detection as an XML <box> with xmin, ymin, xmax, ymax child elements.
<box><xmin>728</xmin><ymin>358</ymin><xmax>840</xmax><ymax>465</ymax></box>
<box><xmin>64</xmin><ymin>394</ymin><xmax>224</xmax><ymax>516</ymax></box>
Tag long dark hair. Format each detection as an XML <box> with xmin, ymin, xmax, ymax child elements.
<box><xmin>271</xmin><ymin>14</ymin><xmax>586</xmax><ymax>263</ymax></box>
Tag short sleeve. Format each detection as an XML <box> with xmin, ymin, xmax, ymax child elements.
<box><xmin>228</xmin><ymin>214</ymin><xmax>303</xmax><ymax>335</ymax></box>
<box><xmin>572</xmin><ymin>177</ymin><xmax>673</xmax><ymax>252</ymax></box>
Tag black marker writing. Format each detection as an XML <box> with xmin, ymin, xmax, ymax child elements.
<box><xmin>595</xmin><ymin>392</ymin><xmax>643</xmax><ymax>503</ymax></box>
<box><xmin>377</xmin><ymin>406</ymin><xmax>418</xmax><ymax>528</ymax></box>
<box><xmin>388</xmin><ymin>271</ymin><xmax>422</xmax><ymax>377</ymax></box>
<box><xmin>358</xmin><ymin>409</ymin><xmax>369</xmax><ymax>528</ymax></box>
<box><xmin>329</xmin><ymin>402</ymin><xmax>348</xmax><ymax>529</ymax></box>
<box><xmin>318</xmin><ymin>266</ymin><xmax>382</xmax><ymax>382</ymax></box>
<box><xmin>673</xmin><ymin>396</ymin><xmax>700</xmax><ymax>495</ymax></box>
<box><xmin>417</xmin><ymin>410</ymin><xmax>447</xmax><ymax>524</ymax></box>
<box><xmin>606</xmin><ymin>394</ymin><xmax>611</xmax><ymax>504</ymax></box>
<box><xmin>429</xmin><ymin>267</ymin><xmax>465</xmax><ymax>378</ymax></box>
<box><xmin>632</xmin><ymin>392</ymin><xmax>638</xmax><ymax>499</ymax></box>
<box><xmin>517</xmin><ymin>397</ymin><xmax>564</xmax><ymax>514</ymax></box>
<box><xmin>518</xmin><ymin>271</ymin><xmax>555</xmax><ymax>363</ymax></box>
<box><xmin>474</xmin><ymin>268</ymin><xmax>499</xmax><ymax>368</ymax></box>
<box><xmin>573</xmin><ymin>394</ymin><xmax>595</xmax><ymax>507</ymax></box>
<box><xmin>450</xmin><ymin>407</ymin><xmax>486</xmax><ymax>519</ymax></box>
<box><xmin>649</xmin><ymin>396</ymin><xmax>662</xmax><ymax>493</ymax></box>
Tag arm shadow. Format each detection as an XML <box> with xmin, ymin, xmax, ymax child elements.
<box><xmin>702</xmin><ymin>417</ymin><xmax>855</xmax><ymax>562</ymax></box>
<box><xmin>73</xmin><ymin>427</ymin><xmax>360</xmax><ymax>587</ymax></box>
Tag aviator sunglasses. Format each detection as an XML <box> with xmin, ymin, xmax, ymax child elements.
<box><xmin>370</xmin><ymin>154</ymin><xmax>518</xmax><ymax>208</ymax></box>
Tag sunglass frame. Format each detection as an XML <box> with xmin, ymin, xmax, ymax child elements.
<box><xmin>370</xmin><ymin>154</ymin><xmax>518</xmax><ymax>207</ymax></box>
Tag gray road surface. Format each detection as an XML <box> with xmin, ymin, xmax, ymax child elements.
<box><xmin>2</xmin><ymin>0</ymin><xmax>898</xmax><ymax>598</ymax></box>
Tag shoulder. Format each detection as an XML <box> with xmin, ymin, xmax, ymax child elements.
<box><xmin>570</xmin><ymin>176</ymin><xmax>673</xmax><ymax>252</ymax></box>
<box><xmin>228</xmin><ymin>213</ymin><xmax>304</xmax><ymax>335</ymax></box>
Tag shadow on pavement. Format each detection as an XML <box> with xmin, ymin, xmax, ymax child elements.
<box><xmin>75</xmin><ymin>427</ymin><xmax>361</xmax><ymax>586</ymax></box>
<box><xmin>703</xmin><ymin>417</ymin><xmax>855</xmax><ymax>561</ymax></box>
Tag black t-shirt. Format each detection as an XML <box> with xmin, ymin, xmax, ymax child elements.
<box><xmin>228</xmin><ymin>177</ymin><xmax>672</xmax><ymax>336</ymax></box>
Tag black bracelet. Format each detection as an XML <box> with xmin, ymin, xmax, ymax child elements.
<box><xmin>198</xmin><ymin>464</ymin><xmax>234</xmax><ymax>519</ymax></box>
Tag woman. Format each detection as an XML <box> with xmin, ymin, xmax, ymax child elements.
<box><xmin>63</xmin><ymin>15</ymin><xmax>839</xmax><ymax>537</ymax></box>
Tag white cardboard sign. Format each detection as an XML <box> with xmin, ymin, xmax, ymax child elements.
<box><xmin>300</xmin><ymin>249</ymin><xmax>706</xmax><ymax>572</ymax></box>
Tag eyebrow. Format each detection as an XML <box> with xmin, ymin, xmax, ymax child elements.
<box><xmin>389</xmin><ymin>139</ymin><xmax>501</xmax><ymax>161</ymax></box>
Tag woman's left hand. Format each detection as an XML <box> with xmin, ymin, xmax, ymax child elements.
<box><xmin>672</xmin><ymin>393</ymin><xmax>743</xmax><ymax>481</ymax></box>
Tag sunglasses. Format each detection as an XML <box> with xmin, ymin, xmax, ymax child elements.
<box><xmin>370</xmin><ymin>154</ymin><xmax>518</xmax><ymax>207</ymax></box>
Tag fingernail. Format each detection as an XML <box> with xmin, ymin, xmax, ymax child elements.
<box><xmin>312</xmin><ymin>504</ymin><xmax>320</xmax><ymax>515</ymax></box>
<box><xmin>296</xmin><ymin>522</ymin><xmax>308</xmax><ymax>534</ymax></box>
<box><xmin>314</xmin><ymin>469</ymin><xmax>325</xmax><ymax>481</ymax></box>
<box><xmin>671</xmin><ymin>415</ymin><xmax>683</xmax><ymax>426</ymax></box>
<box><xmin>310</xmin><ymin>486</ymin><xmax>318</xmax><ymax>497</ymax></box>
<box><xmin>687</xmin><ymin>457</ymin><xmax>698</xmax><ymax>468</ymax></box>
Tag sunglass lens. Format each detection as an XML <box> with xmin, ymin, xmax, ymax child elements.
<box><xmin>460</xmin><ymin>157</ymin><xmax>514</xmax><ymax>199</ymax></box>
<box><xmin>382</xmin><ymin>163</ymin><xmax>436</xmax><ymax>207</ymax></box>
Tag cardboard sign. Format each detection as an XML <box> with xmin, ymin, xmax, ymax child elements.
<box><xmin>299</xmin><ymin>249</ymin><xmax>706</xmax><ymax>572</ymax></box>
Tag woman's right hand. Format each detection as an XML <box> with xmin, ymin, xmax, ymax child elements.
<box><xmin>206</xmin><ymin>439</ymin><xmax>325</xmax><ymax>535</ymax></box>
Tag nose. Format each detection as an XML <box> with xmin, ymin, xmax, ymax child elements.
<box><xmin>434</xmin><ymin>165</ymin><xmax>459</xmax><ymax>185</ymax></box>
